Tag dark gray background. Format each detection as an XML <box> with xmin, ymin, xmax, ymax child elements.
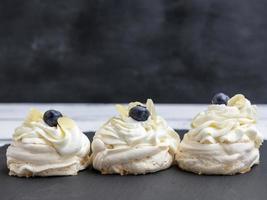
<box><xmin>0</xmin><ymin>0</ymin><xmax>267</xmax><ymax>103</ymax></box>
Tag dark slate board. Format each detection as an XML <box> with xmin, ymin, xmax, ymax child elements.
<box><xmin>1</xmin><ymin>130</ymin><xmax>266</xmax><ymax>200</ymax></box>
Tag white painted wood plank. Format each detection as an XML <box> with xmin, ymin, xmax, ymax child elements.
<box><xmin>0</xmin><ymin>103</ymin><xmax>266</xmax><ymax>146</ymax></box>
<box><xmin>0</xmin><ymin>120</ymin><xmax>266</xmax><ymax>146</ymax></box>
<box><xmin>0</xmin><ymin>120</ymin><xmax>265</xmax><ymax>137</ymax></box>
<box><xmin>0</xmin><ymin>119</ymin><xmax>190</xmax><ymax>139</ymax></box>
<box><xmin>0</xmin><ymin>142</ymin><xmax>7</xmax><ymax>147</ymax></box>
<box><xmin>0</xmin><ymin>103</ymin><xmax>267</xmax><ymax>120</ymax></box>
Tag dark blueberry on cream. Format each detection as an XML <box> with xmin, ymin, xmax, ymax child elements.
<box><xmin>43</xmin><ymin>110</ymin><xmax>63</xmax><ymax>127</ymax></box>
<box><xmin>129</xmin><ymin>105</ymin><xmax>150</xmax><ymax>121</ymax></box>
<box><xmin>212</xmin><ymin>93</ymin><xmax>230</xmax><ymax>105</ymax></box>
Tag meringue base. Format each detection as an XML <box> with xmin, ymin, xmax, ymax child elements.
<box><xmin>176</xmin><ymin>140</ymin><xmax>260</xmax><ymax>175</ymax></box>
<box><xmin>6</xmin><ymin>142</ymin><xmax>91</xmax><ymax>177</ymax></box>
<box><xmin>93</xmin><ymin>150</ymin><xmax>173</xmax><ymax>175</ymax></box>
<box><xmin>8</xmin><ymin>156</ymin><xmax>90</xmax><ymax>177</ymax></box>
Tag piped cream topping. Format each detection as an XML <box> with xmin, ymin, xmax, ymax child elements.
<box><xmin>12</xmin><ymin>108</ymin><xmax>90</xmax><ymax>157</ymax></box>
<box><xmin>176</xmin><ymin>94</ymin><xmax>263</xmax><ymax>175</ymax></box>
<box><xmin>187</xmin><ymin>94</ymin><xmax>263</xmax><ymax>147</ymax></box>
<box><xmin>92</xmin><ymin>99</ymin><xmax>180</xmax><ymax>173</ymax></box>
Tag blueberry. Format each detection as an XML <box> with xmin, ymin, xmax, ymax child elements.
<box><xmin>212</xmin><ymin>93</ymin><xmax>230</xmax><ymax>105</ymax></box>
<box><xmin>129</xmin><ymin>105</ymin><xmax>150</xmax><ymax>121</ymax></box>
<box><xmin>43</xmin><ymin>110</ymin><xmax>63</xmax><ymax>127</ymax></box>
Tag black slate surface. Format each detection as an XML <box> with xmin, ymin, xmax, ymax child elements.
<box><xmin>1</xmin><ymin>130</ymin><xmax>267</xmax><ymax>200</ymax></box>
<box><xmin>0</xmin><ymin>0</ymin><xmax>267</xmax><ymax>103</ymax></box>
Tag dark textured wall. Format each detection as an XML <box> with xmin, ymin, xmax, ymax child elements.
<box><xmin>0</xmin><ymin>0</ymin><xmax>267</xmax><ymax>103</ymax></box>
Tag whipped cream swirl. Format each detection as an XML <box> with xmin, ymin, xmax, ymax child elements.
<box><xmin>188</xmin><ymin>94</ymin><xmax>262</xmax><ymax>146</ymax></box>
<box><xmin>6</xmin><ymin>109</ymin><xmax>90</xmax><ymax>177</ymax></box>
<box><xmin>177</xmin><ymin>94</ymin><xmax>263</xmax><ymax>175</ymax></box>
<box><xmin>92</xmin><ymin>99</ymin><xmax>180</xmax><ymax>175</ymax></box>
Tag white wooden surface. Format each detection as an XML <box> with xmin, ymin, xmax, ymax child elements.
<box><xmin>0</xmin><ymin>103</ymin><xmax>266</xmax><ymax>146</ymax></box>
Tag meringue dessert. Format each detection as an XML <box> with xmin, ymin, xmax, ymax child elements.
<box><xmin>91</xmin><ymin>99</ymin><xmax>180</xmax><ymax>175</ymax></box>
<box><xmin>176</xmin><ymin>93</ymin><xmax>263</xmax><ymax>175</ymax></box>
<box><xmin>6</xmin><ymin>109</ymin><xmax>91</xmax><ymax>177</ymax></box>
